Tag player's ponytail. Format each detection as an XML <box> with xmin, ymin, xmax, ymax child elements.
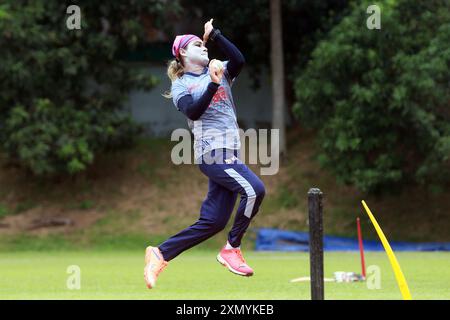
<box><xmin>162</xmin><ymin>59</ymin><xmax>184</xmax><ymax>99</ymax></box>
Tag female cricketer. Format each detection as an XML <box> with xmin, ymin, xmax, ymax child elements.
<box><xmin>144</xmin><ymin>19</ymin><xmax>266</xmax><ymax>289</ymax></box>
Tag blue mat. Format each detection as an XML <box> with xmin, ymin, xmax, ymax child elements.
<box><xmin>255</xmin><ymin>228</ymin><xmax>450</xmax><ymax>251</ymax></box>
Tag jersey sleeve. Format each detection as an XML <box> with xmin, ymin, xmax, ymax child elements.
<box><xmin>171</xmin><ymin>79</ymin><xmax>190</xmax><ymax>110</ymax></box>
<box><xmin>223</xmin><ymin>60</ymin><xmax>236</xmax><ymax>87</ymax></box>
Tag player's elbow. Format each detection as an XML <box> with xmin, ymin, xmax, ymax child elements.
<box><xmin>188</xmin><ymin>113</ymin><xmax>200</xmax><ymax>121</ymax></box>
<box><xmin>185</xmin><ymin>108</ymin><xmax>201</xmax><ymax>121</ymax></box>
<box><xmin>178</xmin><ymin>96</ymin><xmax>201</xmax><ymax>120</ymax></box>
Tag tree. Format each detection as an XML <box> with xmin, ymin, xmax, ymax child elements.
<box><xmin>0</xmin><ymin>1</ymin><xmax>180</xmax><ymax>176</ymax></box>
<box><xmin>293</xmin><ymin>0</ymin><xmax>450</xmax><ymax>193</ymax></box>
<box><xmin>270</xmin><ymin>0</ymin><xmax>287</xmax><ymax>156</ymax></box>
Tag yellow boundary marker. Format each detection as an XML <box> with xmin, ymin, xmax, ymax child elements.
<box><xmin>361</xmin><ymin>200</ymin><xmax>412</xmax><ymax>300</ymax></box>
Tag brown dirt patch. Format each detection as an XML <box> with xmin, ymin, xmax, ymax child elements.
<box><xmin>0</xmin><ymin>205</ymin><xmax>104</xmax><ymax>236</ymax></box>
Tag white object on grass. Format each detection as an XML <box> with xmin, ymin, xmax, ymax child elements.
<box><xmin>334</xmin><ymin>271</ymin><xmax>365</xmax><ymax>282</ymax></box>
<box><xmin>290</xmin><ymin>276</ymin><xmax>335</xmax><ymax>283</ymax></box>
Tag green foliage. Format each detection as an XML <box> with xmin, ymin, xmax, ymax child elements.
<box><xmin>276</xmin><ymin>186</ymin><xmax>299</xmax><ymax>209</ymax></box>
<box><xmin>3</xmin><ymin>99</ymin><xmax>140</xmax><ymax>175</ymax></box>
<box><xmin>0</xmin><ymin>1</ymin><xmax>179</xmax><ymax>176</ymax></box>
<box><xmin>14</xmin><ymin>200</ymin><xmax>36</xmax><ymax>214</ymax></box>
<box><xmin>78</xmin><ymin>200</ymin><xmax>95</xmax><ymax>210</ymax></box>
<box><xmin>0</xmin><ymin>204</ymin><xmax>10</xmax><ymax>218</ymax></box>
<box><xmin>293</xmin><ymin>0</ymin><xmax>450</xmax><ymax>192</ymax></box>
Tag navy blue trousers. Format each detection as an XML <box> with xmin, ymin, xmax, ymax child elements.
<box><xmin>158</xmin><ymin>148</ymin><xmax>266</xmax><ymax>261</ymax></box>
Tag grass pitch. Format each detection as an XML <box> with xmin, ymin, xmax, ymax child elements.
<box><xmin>0</xmin><ymin>250</ymin><xmax>448</xmax><ymax>300</ymax></box>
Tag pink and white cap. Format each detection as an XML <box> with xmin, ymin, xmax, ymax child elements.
<box><xmin>172</xmin><ymin>34</ymin><xmax>202</xmax><ymax>60</ymax></box>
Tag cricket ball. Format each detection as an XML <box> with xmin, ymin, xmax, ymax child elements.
<box><xmin>210</xmin><ymin>59</ymin><xmax>224</xmax><ymax>71</ymax></box>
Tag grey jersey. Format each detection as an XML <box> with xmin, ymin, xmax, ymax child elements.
<box><xmin>171</xmin><ymin>61</ymin><xmax>241</xmax><ymax>160</ymax></box>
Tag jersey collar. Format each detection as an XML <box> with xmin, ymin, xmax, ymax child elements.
<box><xmin>184</xmin><ymin>67</ymin><xmax>208</xmax><ymax>77</ymax></box>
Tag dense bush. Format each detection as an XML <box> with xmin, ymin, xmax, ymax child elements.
<box><xmin>293</xmin><ymin>0</ymin><xmax>450</xmax><ymax>193</ymax></box>
<box><xmin>3</xmin><ymin>99</ymin><xmax>142</xmax><ymax>175</ymax></box>
<box><xmin>0</xmin><ymin>1</ymin><xmax>179</xmax><ymax>175</ymax></box>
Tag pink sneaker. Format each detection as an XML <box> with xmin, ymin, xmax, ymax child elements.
<box><xmin>144</xmin><ymin>246</ymin><xmax>168</xmax><ymax>289</ymax></box>
<box><xmin>217</xmin><ymin>247</ymin><xmax>254</xmax><ymax>277</ymax></box>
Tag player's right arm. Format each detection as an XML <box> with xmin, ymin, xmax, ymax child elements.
<box><xmin>172</xmin><ymin>79</ymin><xmax>220</xmax><ymax>121</ymax></box>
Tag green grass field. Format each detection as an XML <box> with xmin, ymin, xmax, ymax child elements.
<box><xmin>1</xmin><ymin>250</ymin><xmax>449</xmax><ymax>300</ymax></box>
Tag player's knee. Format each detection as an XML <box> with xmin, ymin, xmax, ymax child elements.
<box><xmin>253</xmin><ymin>180</ymin><xmax>266</xmax><ymax>200</ymax></box>
<box><xmin>244</xmin><ymin>181</ymin><xmax>265</xmax><ymax>220</ymax></box>
<box><xmin>207</xmin><ymin>217</ymin><xmax>228</xmax><ymax>233</ymax></box>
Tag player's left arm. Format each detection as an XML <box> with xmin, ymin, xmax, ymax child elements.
<box><xmin>203</xmin><ymin>19</ymin><xmax>245</xmax><ymax>81</ymax></box>
<box><xmin>210</xmin><ymin>30</ymin><xmax>245</xmax><ymax>80</ymax></box>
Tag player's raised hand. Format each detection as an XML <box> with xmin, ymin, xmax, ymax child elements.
<box><xmin>203</xmin><ymin>18</ymin><xmax>214</xmax><ymax>44</ymax></box>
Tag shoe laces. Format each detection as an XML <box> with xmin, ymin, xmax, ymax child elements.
<box><xmin>233</xmin><ymin>249</ymin><xmax>246</xmax><ymax>265</ymax></box>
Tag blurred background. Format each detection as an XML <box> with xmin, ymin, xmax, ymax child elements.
<box><xmin>0</xmin><ymin>0</ymin><xmax>449</xmax><ymax>252</ymax></box>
